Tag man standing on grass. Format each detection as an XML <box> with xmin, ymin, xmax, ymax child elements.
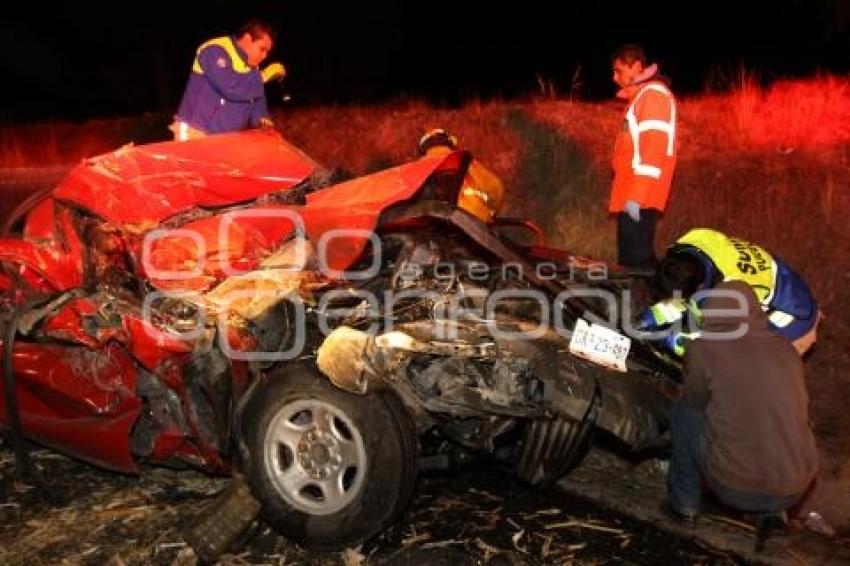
<box><xmin>610</xmin><ymin>44</ymin><xmax>678</xmax><ymax>271</ymax></box>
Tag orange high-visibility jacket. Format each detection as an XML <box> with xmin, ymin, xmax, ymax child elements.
<box><xmin>610</xmin><ymin>80</ymin><xmax>678</xmax><ymax>213</ymax></box>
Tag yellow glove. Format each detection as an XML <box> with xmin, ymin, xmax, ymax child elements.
<box><xmin>261</xmin><ymin>62</ymin><xmax>286</xmax><ymax>83</ymax></box>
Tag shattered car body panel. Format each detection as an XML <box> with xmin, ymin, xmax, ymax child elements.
<box><xmin>0</xmin><ymin>130</ymin><xmax>681</xmax><ymax>542</ymax></box>
<box><xmin>0</xmin><ymin>340</ymin><xmax>141</xmax><ymax>471</ymax></box>
<box><xmin>0</xmin><ymin>132</ymin><xmax>498</xmax><ymax>472</ymax></box>
<box><xmin>53</xmin><ymin>130</ymin><xmax>321</xmax><ymax>229</ymax></box>
<box><xmin>0</xmin><ymin>203</ymin><xmax>84</xmax><ymax>293</ymax></box>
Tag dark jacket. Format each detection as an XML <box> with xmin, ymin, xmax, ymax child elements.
<box><xmin>683</xmin><ymin>280</ymin><xmax>818</xmax><ymax>496</ymax></box>
<box><xmin>175</xmin><ymin>36</ymin><xmax>268</xmax><ymax>134</ymax></box>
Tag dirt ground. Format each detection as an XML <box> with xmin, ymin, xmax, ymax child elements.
<box><xmin>4</xmin><ymin>437</ymin><xmax>850</xmax><ymax>566</ymax></box>
<box><xmin>560</xmin><ymin>445</ymin><xmax>850</xmax><ymax>565</ymax></box>
<box><xmin>0</xmin><ymin>439</ymin><xmax>753</xmax><ymax>566</ymax></box>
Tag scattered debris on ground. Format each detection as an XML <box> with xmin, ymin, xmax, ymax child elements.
<box><xmin>1</xmin><ymin>441</ymin><xmax>748</xmax><ymax>565</ymax></box>
<box><xmin>559</xmin><ymin>446</ymin><xmax>850</xmax><ymax>565</ymax></box>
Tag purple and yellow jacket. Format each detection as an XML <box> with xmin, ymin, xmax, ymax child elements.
<box><xmin>175</xmin><ymin>36</ymin><xmax>268</xmax><ymax>134</ymax></box>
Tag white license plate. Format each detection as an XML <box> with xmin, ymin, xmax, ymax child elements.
<box><xmin>568</xmin><ymin>319</ymin><xmax>631</xmax><ymax>372</ymax></box>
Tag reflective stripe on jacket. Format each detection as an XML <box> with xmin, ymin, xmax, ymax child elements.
<box><xmin>175</xmin><ymin>36</ymin><xmax>268</xmax><ymax>134</ymax></box>
<box><xmin>676</xmin><ymin>228</ymin><xmax>818</xmax><ymax>340</ymax></box>
<box><xmin>610</xmin><ymin>81</ymin><xmax>677</xmax><ymax>213</ymax></box>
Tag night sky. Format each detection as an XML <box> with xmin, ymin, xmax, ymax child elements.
<box><xmin>3</xmin><ymin>0</ymin><xmax>850</xmax><ymax>122</ymax></box>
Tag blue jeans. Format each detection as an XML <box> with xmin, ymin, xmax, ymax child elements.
<box><xmin>667</xmin><ymin>401</ymin><xmax>707</xmax><ymax>515</ymax></box>
<box><xmin>667</xmin><ymin>401</ymin><xmax>804</xmax><ymax>515</ymax></box>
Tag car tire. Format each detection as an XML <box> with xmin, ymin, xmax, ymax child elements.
<box><xmin>516</xmin><ymin>398</ymin><xmax>597</xmax><ymax>487</ymax></box>
<box><xmin>242</xmin><ymin>362</ymin><xmax>417</xmax><ymax>550</ymax></box>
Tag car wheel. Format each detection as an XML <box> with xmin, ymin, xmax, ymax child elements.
<box><xmin>242</xmin><ymin>362</ymin><xmax>417</xmax><ymax>549</ymax></box>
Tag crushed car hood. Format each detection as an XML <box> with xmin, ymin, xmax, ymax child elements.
<box><xmin>143</xmin><ymin>150</ymin><xmax>469</xmax><ymax>292</ymax></box>
<box><xmin>53</xmin><ymin>130</ymin><xmax>321</xmax><ymax>229</ymax></box>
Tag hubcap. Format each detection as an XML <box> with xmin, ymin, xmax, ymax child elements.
<box><xmin>263</xmin><ymin>399</ymin><xmax>367</xmax><ymax>515</ymax></box>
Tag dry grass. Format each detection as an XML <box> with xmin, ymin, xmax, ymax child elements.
<box><xmin>0</xmin><ymin>114</ymin><xmax>169</xmax><ymax>168</ymax></box>
<box><xmin>730</xmin><ymin>74</ymin><xmax>850</xmax><ymax>150</ymax></box>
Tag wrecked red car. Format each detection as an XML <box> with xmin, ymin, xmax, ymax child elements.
<box><xmin>0</xmin><ymin>130</ymin><xmax>681</xmax><ymax>548</ymax></box>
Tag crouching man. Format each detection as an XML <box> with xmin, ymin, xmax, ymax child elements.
<box><xmin>667</xmin><ymin>280</ymin><xmax>818</xmax><ymax>550</ymax></box>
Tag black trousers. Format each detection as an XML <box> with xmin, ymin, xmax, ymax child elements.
<box><xmin>616</xmin><ymin>209</ymin><xmax>660</xmax><ymax>271</ymax></box>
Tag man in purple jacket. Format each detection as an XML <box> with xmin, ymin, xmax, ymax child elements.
<box><xmin>171</xmin><ymin>19</ymin><xmax>286</xmax><ymax>140</ymax></box>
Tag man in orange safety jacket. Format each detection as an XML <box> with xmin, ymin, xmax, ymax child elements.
<box><xmin>610</xmin><ymin>44</ymin><xmax>678</xmax><ymax>271</ymax></box>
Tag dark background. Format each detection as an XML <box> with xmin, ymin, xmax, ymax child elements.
<box><xmin>2</xmin><ymin>0</ymin><xmax>849</xmax><ymax>122</ymax></box>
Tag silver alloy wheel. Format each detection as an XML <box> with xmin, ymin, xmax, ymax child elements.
<box><xmin>262</xmin><ymin>399</ymin><xmax>368</xmax><ymax>515</ymax></box>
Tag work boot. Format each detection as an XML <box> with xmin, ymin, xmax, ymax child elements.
<box><xmin>659</xmin><ymin>500</ymin><xmax>698</xmax><ymax>527</ymax></box>
<box><xmin>754</xmin><ymin>511</ymin><xmax>788</xmax><ymax>552</ymax></box>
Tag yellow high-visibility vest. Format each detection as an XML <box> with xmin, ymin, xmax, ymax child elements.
<box><xmin>677</xmin><ymin>228</ymin><xmax>776</xmax><ymax>304</ymax></box>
